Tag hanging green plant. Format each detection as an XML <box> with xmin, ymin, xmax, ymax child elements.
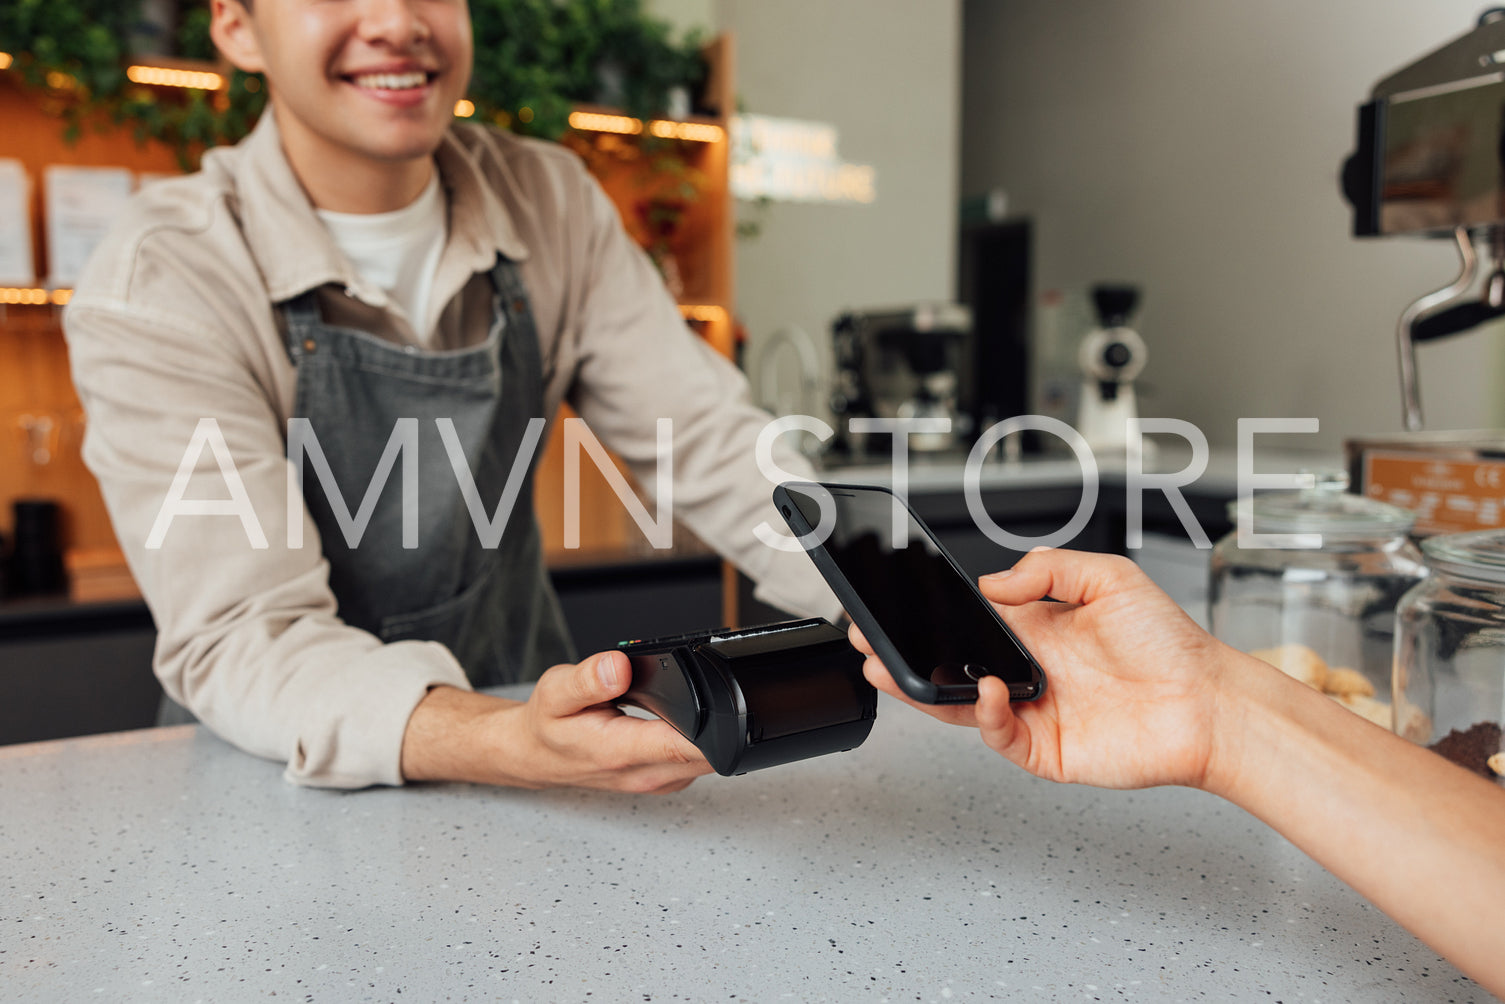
<box><xmin>464</xmin><ymin>0</ymin><xmax>706</xmax><ymax>137</ymax></box>
<box><xmin>1</xmin><ymin>0</ymin><xmax>707</xmax><ymax>169</ymax></box>
<box><xmin>0</xmin><ymin>0</ymin><xmax>138</xmax><ymax>139</ymax></box>
<box><xmin>0</xmin><ymin>0</ymin><xmax>266</xmax><ymax>168</ymax></box>
<box><xmin>162</xmin><ymin>0</ymin><xmax>268</xmax><ymax>164</ymax></box>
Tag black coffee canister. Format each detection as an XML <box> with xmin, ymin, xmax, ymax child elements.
<box><xmin>11</xmin><ymin>499</ymin><xmax>67</xmax><ymax>597</ymax></box>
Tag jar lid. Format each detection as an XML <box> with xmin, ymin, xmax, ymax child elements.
<box><xmin>1421</xmin><ymin>530</ymin><xmax>1505</xmax><ymax>584</ymax></box>
<box><xmin>1225</xmin><ymin>490</ymin><xmax>1417</xmax><ymax>537</ymax></box>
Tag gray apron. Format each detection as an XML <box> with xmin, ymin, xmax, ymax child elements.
<box><xmin>277</xmin><ymin>256</ymin><xmax>575</xmax><ymax>686</ymax></box>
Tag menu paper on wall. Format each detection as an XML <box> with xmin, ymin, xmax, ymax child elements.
<box><xmin>43</xmin><ymin>166</ymin><xmax>134</xmax><ymax>287</ymax></box>
<box><xmin>0</xmin><ymin>159</ymin><xmax>36</xmax><ymax>286</ymax></box>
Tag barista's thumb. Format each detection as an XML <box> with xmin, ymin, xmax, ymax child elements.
<box><xmin>587</xmin><ymin>649</ymin><xmax>631</xmax><ymax>701</ymax></box>
<box><xmin>536</xmin><ymin>650</ymin><xmax>632</xmax><ymax>718</ymax></box>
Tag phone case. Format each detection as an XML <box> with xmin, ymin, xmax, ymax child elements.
<box><xmin>774</xmin><ymin>481</ymin><xmax>1045</xmax><ymax>705</ymax></box>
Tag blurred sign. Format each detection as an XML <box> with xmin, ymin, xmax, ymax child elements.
<box><xmin>0</xmin><ymin>159</ymin><xmax>35</xmax><ymax>286</ymax></box>
<box><xmin>44</xmin><ymin>166</ymin><xmax>133</xmax><ymax>287</ymax></box>
<box><xmin>730</xmin><ymin>114</ymin><xmax>876</xmax><ymax>205</ymax></box>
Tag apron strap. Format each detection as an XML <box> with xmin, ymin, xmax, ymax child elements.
<box><xmin>277</xmin><ymin>289</ymin><xmax>325</xmax><ymax>365</ymax></box>
<box><xmin>487</xmin><ymin>256</ymin><xmax>536</xmax><ymax>340</ymax></box>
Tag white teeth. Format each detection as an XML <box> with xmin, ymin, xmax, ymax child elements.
<box><xmin>352</xmin><ymin>71</ymin><xmax>428</xmax><ymax>90</ymax></box>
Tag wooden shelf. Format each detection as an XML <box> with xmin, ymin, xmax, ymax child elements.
<box><xmin>536</xmin><ymin>36</ymin><xmax>739</xmax><ymax>560</ymax></box>
<box><xmin>0</xmin><ymin>74</ymin><xmax>184</xmax><ymax>555</ymax></box>
<box><xmin>0</xmin><ymin>36</ymin><xmax>741</xmax><ymax>582</ymax></box>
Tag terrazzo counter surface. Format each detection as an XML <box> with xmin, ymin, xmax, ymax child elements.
<box><xmin>0</xmin><ymin>687</ymin><xmax>1479</xmax><ymax>1003</ymax></box>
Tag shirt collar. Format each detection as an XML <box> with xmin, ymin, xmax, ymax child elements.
<box><xmin>434</xmin><ymin>124</ymin><xmax>531</xmax><ymax>267</ymax></box>
<box><xmin>229</xmin><ymin>109</ymin><xmax>530</xmax><ymax>306</ymax></box>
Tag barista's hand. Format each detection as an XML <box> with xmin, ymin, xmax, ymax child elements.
<box><xmin>505</xmin><ymin>650</ymin><xmax>712</xmax><ymax>792</ymax></box>
<box><xmin>401</xmin><ymin>650</ymin><xmax>711</xmax><ymax>793</ymax></box>
<box><xmin>852</xmin><ymin>547</ymin><xmax>1248</xmax><ymax>791</ymax></box>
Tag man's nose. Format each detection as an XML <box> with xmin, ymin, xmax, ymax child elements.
<box><xmin>356</xmin><ymin>0</ymin><xmax>431</xmax><ymax>47</ymax></box>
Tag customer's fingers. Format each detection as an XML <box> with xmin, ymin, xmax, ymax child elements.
<box><xmin>980</xmin><ymin>548</ymin><xmax>1141</xmax><ymax>608</ymax></box>
<box><xmin>848</xmin><ymin>621</ymin><xmax>874</xmax><ymax>655</ymax></box>
<box><xmin>861</xmin><ymin>656</ymin><xmax>979</xmax><ymax>727</ymax></box>
<box><xmin>973</xmin><ymin>674</ymin><xmax>1030</xmax><ymax>766</ymax></box>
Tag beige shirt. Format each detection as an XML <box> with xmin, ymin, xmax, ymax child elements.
<box><xmin>64</xmin><ymin>110</ymin><xmax>837</xmax><ymax>789</ymax></box>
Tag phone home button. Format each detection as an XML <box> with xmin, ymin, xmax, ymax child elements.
<box><xmin>962</xmin><ymin>663</ymin><xmax>988</xmax><ymax>681</ymax></box>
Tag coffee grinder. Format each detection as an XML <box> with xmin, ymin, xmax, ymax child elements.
<box><xmin>1076</xmin><ymin>285</ymin><xmax>1151</xmax><ymax>457</ymax></box>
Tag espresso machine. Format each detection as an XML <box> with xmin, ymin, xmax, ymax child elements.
<box><xmin>1342</xmin><ymin>7</ymin><xmax>1505</xmax><ymax>534</ymax></box>
<box><xmin>827</xmin><ymin>304</ymin><xmax>972</xmax><ymax>457</ymax></box>
<box><xmin>1342</xmin><ymin>7</ymin><xmax>1505</xmax><ymax>431</ymax></box>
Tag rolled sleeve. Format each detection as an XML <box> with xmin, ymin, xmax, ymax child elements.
<box><xmin>281</xmin><ymin>639</ymin><xmax>471</xmax><ymax>788</ymax></box>
<box><xmin>66</xmin><ymin>294</ymin><xmax>472</xmax><ymax>789</ymax></box>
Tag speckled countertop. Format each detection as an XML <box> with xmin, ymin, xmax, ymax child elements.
<box><xmin>0</xmin><ymin>687</ymin><xmax>1479</xmax><ymax>1003</ymax></box>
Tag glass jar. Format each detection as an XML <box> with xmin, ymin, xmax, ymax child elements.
<box><xmin>1394</xmin><ymin>531</ymin><xmax>1505</xmax><ymax>785</ymax></box>
<box><xmin>1210</xmin><ymin>489</ymin><xmax>1427</xmax><ymax>732</ymax></box>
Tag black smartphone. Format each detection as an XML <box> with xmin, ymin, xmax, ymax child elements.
<box><xmin>773</xmin><ymin>481</ymin><xmax>1046</xmax><ymax>705</ymax></box>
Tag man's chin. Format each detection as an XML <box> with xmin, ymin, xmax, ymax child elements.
<box><xmin>272</xmin><ymin>97</ymin><xmax>452</xmax><ymax>165</ymax></box>
<box><xmin>343</xmin><ymin>126</ymin><xmax>452</xmax><ymax>165</ymax></box>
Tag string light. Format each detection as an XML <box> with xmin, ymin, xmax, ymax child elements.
<box><xmin>126</xmin><ymin>65</ymin><xmax>224</xmax><ymax>91</ymax></box>
<box><xmin>2</xmin><ymin>287</ymin><xmax>716</xmax><ymax>315</ymax></box>
<box><xmin>454</xmin><ymin>99</ymin><xmax>475</xmax><ymax>117</ymax></box>
<box><xmin>569</xmin><ymin>111</ymin><xmax>642</xmax><ymax>136</ymax></box>
<box><xmin>649</xmin><ymin>120</ymin><xmax>725</xmax><ymax>143</ymax></box>
<box><xmin>1</xmin><ymin>288</ymin><xmax>52</xmax><ymax>306</ymax></box>
<box><xmin>679</xmin><ymin>304</ymin><xmax>727</xmax><ymax>323</ymax></box>
<box><xmin>569</xmin><ymin>110</ymin><xmax>725</xmax><ymax>144</ymax></box>
<box><xmin>0</xmin><ymin>54</ymin><xmax>230</xmax><ymax>94</ymax></box>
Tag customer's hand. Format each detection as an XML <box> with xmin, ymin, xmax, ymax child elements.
<box><xmin>401</xmin><ymin>650</ymin><xmax>711</xmax><ymax>793</ymax></box>
<box><xmin>852</xmin><ymin>547</ymin><xmax>1241</xmax><ymax>791</ymax></box>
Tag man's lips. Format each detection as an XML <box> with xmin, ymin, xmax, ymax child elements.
<box><xmin>339</xmin><ymin>68</ymin><xmax>441</xmax><ymax>109</ymax></box>
<box><xmin>343</xmin><ymin>69</ymin><xmax>438</xmax><ymax>91</ymax></box>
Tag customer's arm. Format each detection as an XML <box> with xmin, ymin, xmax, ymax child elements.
<box><xmin>854</xmin><ymin>548</ymin><xmax>1505</xmax><ymax>998</ymax></box>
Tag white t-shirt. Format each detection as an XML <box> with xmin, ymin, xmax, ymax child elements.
<box><xmin>317</xmin><ymin>173</ymin><xmax>446</xmax><ymax>344</ymax></box>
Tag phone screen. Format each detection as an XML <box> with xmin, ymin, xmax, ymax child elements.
<box><xmin>781</xmin><ymin>483</ymin><xmax>1041</xmax><ymax>692</ymax></box>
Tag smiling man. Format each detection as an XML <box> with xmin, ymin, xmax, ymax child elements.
<box><xmin>63</xmin><ymin>0</ymin><xmax>836</xmax><ymax>791</ymax></box>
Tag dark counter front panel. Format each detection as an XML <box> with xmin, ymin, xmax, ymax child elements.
<box><xmin>0</xmin><ymin>560</ymin><xmax>727</xmax><ymax>746</ymax></box>
<box><xmin>0</xmin><ymin>599</ymin><xmax>160</xmax><ymax>745</ymax></box>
